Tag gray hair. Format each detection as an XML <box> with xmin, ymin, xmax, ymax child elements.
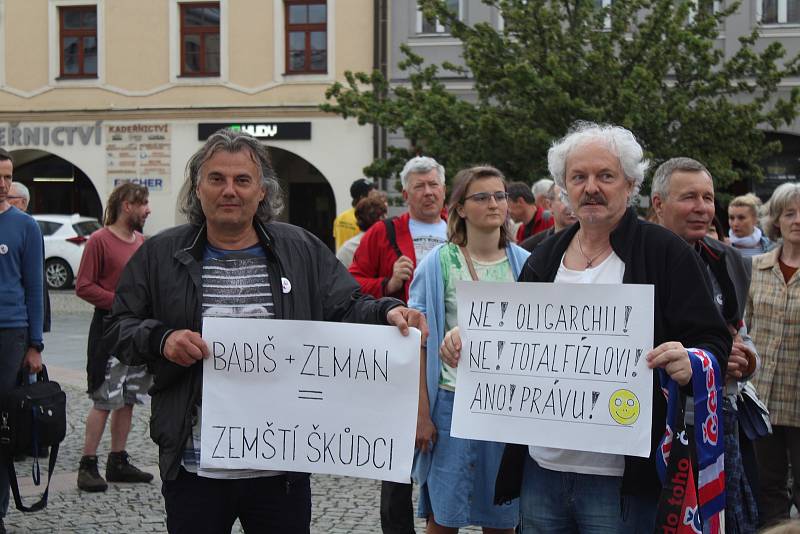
<box><xmin>180</xmin><ymin>129</ymin><xmax>284</xmax><ymax>226</ymax></box>
<box><xmin>399</xmin><ymin>156</ymin><xmax>445</xmax><ymax>190</ymax></box>
<box><xmin>763</xmin><ymin>182</ymin><xmax>800</xmax><ymax>241</ymax></box>
<box><xmin>545</xmin><ymin>183</ymin><xmax>567</xmax><ymax>203</ymax></box>
<box><xmin>547</xmin><ymin>121</ymin><xmax>650</xmax><ymax>206</ymax></box>
<box><xmin>651</xmin><ymin>157</ymin><xmax>712</xmax><ymax>201</ymax></box>
<box><xmin>532</xmin><ymin>178</ymin><xmax>554</xmax><ymax>198</ymax></box>
<box><xmin>10</xmin><ymin>181</ymin><xmax>29</xmax><ymax>202</ymax></box>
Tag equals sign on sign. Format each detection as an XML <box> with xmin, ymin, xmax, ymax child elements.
<box><xmin>298</xmin><ymin>389</ymin><xmax>324</xmax><ymax>401</ymax></box>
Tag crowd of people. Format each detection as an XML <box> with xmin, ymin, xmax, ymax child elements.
<box><xmin>333</xmin><ymin>122</ymin><xmax>799</xmax><ymax>534</ymax></box>
<box><xmin>0</xmin><ymin>121</ymin><xmax>798</xmax><ymax>534</ymax></box>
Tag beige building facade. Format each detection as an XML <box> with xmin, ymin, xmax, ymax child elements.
<box><xmin>0</xmin><ymin>0</ymin><xmax>375</xmax><ymax>247</ymax></box>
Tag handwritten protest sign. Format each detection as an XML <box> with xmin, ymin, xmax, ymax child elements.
<box><xmin>200</xmin><ymin>317</ymin><xmax>421</xmax><ymax>483</ymax></box>
<box><xmin>451</xmin><ymin>281</ymin><xmax>654</xmax><ymax>457</ymax></box>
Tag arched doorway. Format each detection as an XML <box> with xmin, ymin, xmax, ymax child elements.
<box><xmin>270</xmin><ymin>146</ymin><xmax>336</xmax><ymax>250</ymax></box>
<box><xmin>9</xmin><ymin>149</ymin><xmax>102</xmax><ymax>218</ymax></box>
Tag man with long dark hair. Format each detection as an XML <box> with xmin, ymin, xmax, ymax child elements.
<box><xmin>103</xmin><ymin>129</ymin><xmax>426</xmax><ymax>533</ymax></box>
<box><xmin>75</xmin><ymin>182</ymin><xmax>152</xmax><ymax>492</ymax></box>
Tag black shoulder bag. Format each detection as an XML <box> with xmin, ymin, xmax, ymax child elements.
<box><xmin>0</xmin><ymin>365</ymin><xmax>66</xmax><ymax>512</ymax></box>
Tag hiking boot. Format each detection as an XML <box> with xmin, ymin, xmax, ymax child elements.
<box><xmin>77</xmin><ymin>455</ymin><xmax>108</xmax><ymax>492</ymax></box>
<box><xmin>106</xmin><ymin>450</ymin><xmax>153</xmax><ymax>483</ymax></box>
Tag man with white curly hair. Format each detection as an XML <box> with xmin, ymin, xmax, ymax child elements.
<box><xmin>495</xmin><ymin>122</ymin><xmax>731</xmax><ymax>532</ymax></box>
<box><xmin>442</xmin><ymin>123</ymin><xmax>731</xmax><ymax>532</ymax></box>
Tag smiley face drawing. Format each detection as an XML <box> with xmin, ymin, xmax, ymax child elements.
<box><xmin>608</xmin><ymin>389</ymin><xmax>640</xmax><ymax>425</ymax></box>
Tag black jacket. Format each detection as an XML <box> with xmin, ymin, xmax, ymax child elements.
<box><xmin>495</xmin><ymin>207</ymin><xmax>732</xmax><ymax>502</ymax></box>
<box><xmin>104</xmin><ymin>220</ymin><xmax>403</xmax><ymax>481</ymax></box>
<box><xmin>519</xmin><ymin>226</ymin><xmax>555</xmax><ymax>252</ymax></box>
<box><xmin>696</xmin><ymin>236</ymin><xmax>751</xmax><ymax>325</ymax></box>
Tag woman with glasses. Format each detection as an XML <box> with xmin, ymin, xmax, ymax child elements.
<box><xmin>409</xmin><ymin>166</ymin><xmax>529</xmax><ymax>533</ymax></box>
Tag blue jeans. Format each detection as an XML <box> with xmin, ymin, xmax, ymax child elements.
<box><xmin>0</xmin><ymin>328</ymin><xmax>27</xmax><ymax>518</ymax></box>
<box><xmin>520</xmin><ymin>455</ymin><xmax>621</xmax><ymax>534</ymax></box>
<box><xmin>619</xmin><ymin>492</ymin><xmax>657</xmax><ymax>533</ymax></box>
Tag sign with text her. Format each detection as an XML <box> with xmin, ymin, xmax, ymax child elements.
<box><xmin>452</xmin><ymin>281</ymin><xmax>654</xmax><ymax>457</ymax></box>
<box><xmin>200</xmin><ymin>317</ymin><xmax>421</xmax><ymax>482</ymax></box>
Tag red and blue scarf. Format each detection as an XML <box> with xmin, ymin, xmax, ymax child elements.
<box><xmin>655</xmin><ymin>348</ymin><xmax>725</xmax><ymax>533</ymax></box>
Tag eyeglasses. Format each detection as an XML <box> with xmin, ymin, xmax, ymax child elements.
<box><xmin>463</xmin><ymin>191</ymin><xmax>509</xmax><ymax>203</ymax></box>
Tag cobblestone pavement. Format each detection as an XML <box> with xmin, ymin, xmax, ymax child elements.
<box><xmin>5</xmin><ymin>382</ymin><xmax>443</xmax><ymax>534</ymax></box>
<box><xmin>4</xmin><ymin>292</ymin><xmax>482</xmax><ymax>533</ymax></box>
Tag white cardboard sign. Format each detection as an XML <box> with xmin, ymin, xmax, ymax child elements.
<box><xmin>200</xmin><ymin>317</ymin><xmax>421</xmax><ymax>482</ymax></box>
<box><xmin>452</xmin><ymin>281</ymin><xmax>655</xmax><ymax>457</ymax></box>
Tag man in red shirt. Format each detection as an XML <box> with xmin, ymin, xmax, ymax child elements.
<box><xmin>507</xmin><ymin>181</ymin><xmax>554</xmax><ymax>242</ymax></box>
<box><xmin>349</xmin><ymin>156</ymin><xmax>447</xmax><ymax>533</ymax></box>
<box><xmin>349</xmin><ymin>156</ymin><xmax>447</xmax><ymax>304</ymax></box>
<box><xmin>75</xmin><ymin>183</ymin><xmax>153</xmax><ymax>492</ymax></box>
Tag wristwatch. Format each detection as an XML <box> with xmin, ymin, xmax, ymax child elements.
<box><xmin>29</xmin><ymin>342</ymin><xmax>44</xmax><ymax>352</ymax></box>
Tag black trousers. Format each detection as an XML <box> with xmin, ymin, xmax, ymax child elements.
<box><xmin>380</xmin><ymin>480</ymin><xmax>415</xmax><ymax>533</ymax></box>
<box><xmin>755</xmin><ymin>425</ymin><xmax>800</xmax><ymax>528</ymax></box>
<box><xmin>162</xmin><ymin>468</ymin><xmax>311</xmax><ymax>534</ymax></box>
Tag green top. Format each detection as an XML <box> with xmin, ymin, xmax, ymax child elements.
<box><xmin>439</xmin><ymin>243</ymin><xmax>514</xmax><ymax>390</ymax></box>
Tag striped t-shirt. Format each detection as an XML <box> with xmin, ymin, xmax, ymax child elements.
<box><xmin>182</xmin><ymin>243</ymin><xmax>281</xmax><ymax>479</ymax></box>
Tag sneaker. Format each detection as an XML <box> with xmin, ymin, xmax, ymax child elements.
<box><xmin>106</xmin><ymin>451</ymin><xmax>153</xmax><ymax>483</ymax></box>
<box><xmin>77</xmin><ymin>455</ymin><xmax>108</xmax><ymax>492</ymax></box>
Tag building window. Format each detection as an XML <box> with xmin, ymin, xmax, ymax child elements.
<box><xmin>762</xmin><ymin>0</ymin><xmax>800</xmax><ymax>23</ymax></box>
<box><xmin>58</xmin><ymin>5</ymin><xmax>97</xmax><ymax>78</ymax></box>
<box><xmin>285</xmin><ymin>1</ymin><xmax>327</xmax><ymax>74</ymax></box>
<box><xmin>593</xmin><ymin>0</ymin><xmax>613</xmax><ymax>28</ymax></box>
<box><xmin>416</xmin><ymin>0</ymin><xmax>460</xmax><ymax>34</ymax></box>
<box><xmin>180</xmin><ymin>2</ymin><xmax>220</xmax><ymax>76</ymax></box>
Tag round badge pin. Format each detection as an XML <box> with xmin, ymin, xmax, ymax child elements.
<box><xmin>0</xmin><ymin>244</ymin><xmax>7</xmax><ymax>255</ymax></box>
<box><xmin>281</xmin><ymin>277</ymin><xmax>292</xmax><ymax>294</ymax></box>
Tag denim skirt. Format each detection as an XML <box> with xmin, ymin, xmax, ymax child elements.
<box><xmin>417</xmin><ymin>388</ymin><xmax>519</xmax><ymax>529</ymax></box>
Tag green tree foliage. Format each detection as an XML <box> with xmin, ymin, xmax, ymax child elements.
<box><xmin>322</xmin><ymin>0</ymin><xmax>800</xmax><ymax>191</ymax></box>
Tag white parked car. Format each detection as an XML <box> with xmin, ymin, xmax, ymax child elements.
<box><xmin>33</xmin><ymin>214</ymin><xmax>102</xmax><ymax>290</ymax></box>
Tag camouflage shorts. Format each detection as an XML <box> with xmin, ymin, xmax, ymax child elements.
<box><xmin>89</xmin><ymin>356</ymin><xmax>152</xmax><ymax>410</ymax></box>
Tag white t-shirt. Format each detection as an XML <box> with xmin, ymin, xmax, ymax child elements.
<box><xmin>408</xmin><ymin>218</ymin><xmax>447</xmax><ymax>262</ymax></box>
<box><xmin>529</xmin><ymin>250</ymin><xmax>627</xmax><ymax>477</ymax></box>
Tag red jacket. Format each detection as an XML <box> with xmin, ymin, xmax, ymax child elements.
<box><xmin>349</xmin><ymin>212</ymin><xmax>416</xmax><ymax>303</ymax></box>
<box><xmin>515</xmin><ymin>206</ymin><xmax>553</xmax><ymax>242</ymax></box>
